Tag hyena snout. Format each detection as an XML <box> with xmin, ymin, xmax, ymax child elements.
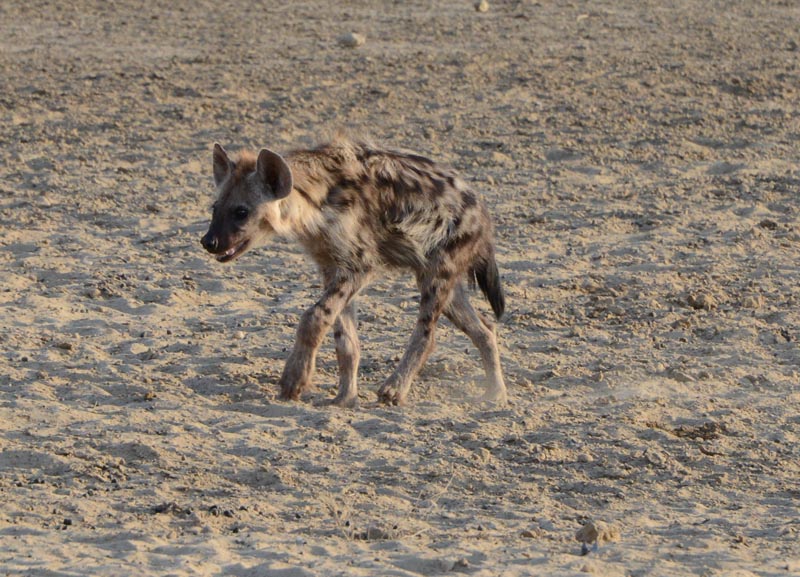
<box><xmin>201</xmin><ymin>226</ymin><xmax>251</xmax><ymax>263</ymax></box>
<box><xmin>200</xmin><ymin>230</ymin><xmax>219</xmax><ymax>253</ymax></box>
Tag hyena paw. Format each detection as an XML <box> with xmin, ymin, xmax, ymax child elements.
<box><xmin>478</xmin><ymin>387</ymin><xmax>508</xmax><ymax>406</ymax></box>
<box><xmin>322</xmin><ymin>393</ymin><xmax>359</xmax><ymax>409</ymax></box>
<box><xmin>278</xmin><ymin>378</ymin><xmax>308</xmax><ymax>401</ymax></box>
<box><xmin>377</xmin><ymin>379</ymin><xmax>406</xmax><ymax>406</ymax></box>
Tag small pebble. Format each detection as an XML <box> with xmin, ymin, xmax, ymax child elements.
<box><xmin>575</xmin><ymin>520</ymin><xmax>620</xmax><ymax>547</ymax></box>
<box><xmin>359</xmin><ymin>525</ymin><xmax>391</xmax><ymax>541</ymax></box>
<box><xmin>475</xmin><ymin>0</ymin><xmax>489</xmax><ymax>12</ymax></box>
<box><xmin>491</xmin><ymin>151</ymin><xmax>514</xmax><ymax>166</ymax></box>
<box><xmin>688</xmin><ymin>291</ymin><xmax>717</xmax><ymax>310</ymax></box>
<box><xmin>741</xmin><ymin>295</ymin><xmax>762</xmax><ymax>309</ymax></box>
<box><xmin>337</xmin><ymin>32</ymin><xmax>366</xmax><ymax>48</ymax></box>
<box><xmin>537</xmin><ymin>518</ymin><xmax>555</xmax><ymax>531</ymax></box>
<box><xmin>85</xmin><ymin>288</ymin><xmax>101</xmax><ymax>299</ymax></box>
<box><xmin>234</xmin><ymin>331</ymin><xmax>246</xmax><ymax>340</ymax></box>
<box><xmin>668</xmin><ymin>367</ymin><xmax>695</xmax><ymax>383</ymax></box>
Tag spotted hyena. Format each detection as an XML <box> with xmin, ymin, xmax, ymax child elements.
<box><xmin>201</xmin><ymin>136</ymin><xmax>507</xmax><ymax>407</ymax></box>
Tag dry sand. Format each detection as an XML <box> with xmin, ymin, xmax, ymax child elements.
<box><xmin>1</xmin><ymin>1</ymin><xmax>799</xmax><ymax>575</ymax></box>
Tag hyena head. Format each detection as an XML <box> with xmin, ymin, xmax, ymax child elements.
<box><xmin>201</xmin><ymin>143</ymin><xmax>293</xmax><ymax>262</ymax></box>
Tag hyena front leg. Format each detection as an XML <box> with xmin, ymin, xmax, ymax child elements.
<box><xmin>444</xmin><ymin>282</ymin><xmax>508</xmax><ymax>404</ymax></box>
<box><xmin>378</xmin><ymin>273</ymin><xmax>455</xmax><ymax>405</ymax></box>
<box><xmin>279</xmin><ymin>274</ymin><xmax>365</xmax><ymax>401</ymax></box>
<box><xmin>330</xmin><ymin>300</ymin><xmax>360</xmax><ymax>408</ymax></box>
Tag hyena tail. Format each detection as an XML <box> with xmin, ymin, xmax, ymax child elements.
<box><xmin>471</xmin><ymin>250</ymin><xmax>505</xmax><ymax>320</ymax></box>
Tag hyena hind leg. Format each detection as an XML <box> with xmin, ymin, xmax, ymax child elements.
<box><xmin>378</xmin><ymin>274</ymin><xmax>454</xmax><ymax>405</ymax></box>
<box><xmin>444</xmin><ymin>282</ymin><xmax>508</xmax><ymax>405</ymax></box>
<box><xmin>329</xmin><ymin>301</ymin><xmax>360</xmax><ymax>408</ymax></box>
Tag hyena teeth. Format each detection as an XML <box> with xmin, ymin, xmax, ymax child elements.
<box><xmin>215</xmin><ymin>241</ymin><xmax>248</xmax><ymax>262</ymax></box>
<box><xmin>202</xmin><ymin>136</ymin><xmax>507</xmax><ymax>407</ymax></box>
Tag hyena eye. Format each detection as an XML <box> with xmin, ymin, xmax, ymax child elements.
<box><xmin>233</xmin><ymin>207</ymin><xmax>249</xmax><ymax>220</ymax></box>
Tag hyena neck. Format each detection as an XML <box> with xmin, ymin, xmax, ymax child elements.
<box><xmin>274</xmin><ymin>191</ymin><xmax>324</xmax><ymax>240</ymax></box>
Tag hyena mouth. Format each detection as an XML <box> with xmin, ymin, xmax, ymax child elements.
<box><xmin>216</xmin><ymin>239</ymin><xmax>250</xmax><ymax>263</ymax></box>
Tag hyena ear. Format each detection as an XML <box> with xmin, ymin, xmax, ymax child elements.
<box><xmin>256</xmin><ymin>148</ymin><xmax>293</xmax><ymax>200</ymax></box>
<box><xmin>213</xmin><ymin>143</ymin><xmax>233</xmax><ymax>187</ymax></box>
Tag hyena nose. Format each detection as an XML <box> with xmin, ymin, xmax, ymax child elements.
<box><xmin>201</xmin><ymin>232</ymin><xmax>218</xmax><ymax>252</ymax></box>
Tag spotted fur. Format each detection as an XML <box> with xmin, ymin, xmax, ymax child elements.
<box><xmin>201</xmin><ymin>136</ymin><xmax>507</xmax><ymax>406</ymax></box>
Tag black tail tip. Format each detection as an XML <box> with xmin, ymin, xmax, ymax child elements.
<box><xmin>474</xmin><ymin>257</ymin><xmax>505</xmax><ymax>320</ymax></box>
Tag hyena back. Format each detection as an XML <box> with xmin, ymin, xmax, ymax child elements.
<box><xmin>201</xmin><ymin>137</ymin><xmax>507</xmax><ymax>407</ymax></box>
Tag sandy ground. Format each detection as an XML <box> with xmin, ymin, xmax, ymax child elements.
<box><xmin>1</xmin><ymin>1</ymin><xmax>799</xmax><ymax>575</ymax></box>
